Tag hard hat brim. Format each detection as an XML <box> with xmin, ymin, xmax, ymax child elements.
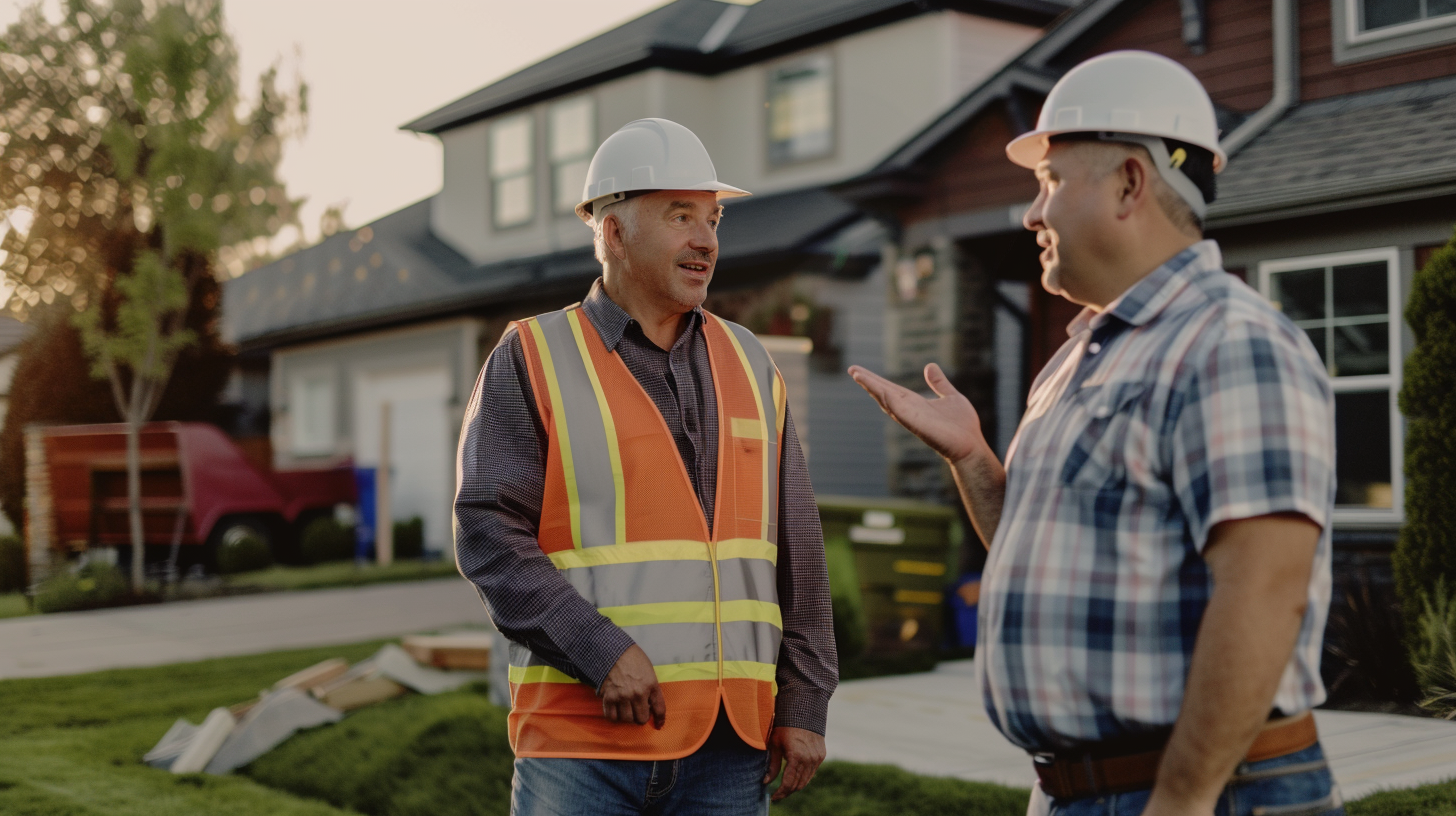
<box><xmin>574</xmin><ymin>182</ymin><xmax>751</xmax><ymax>223</ymax></box>
<box><xmin>1006</xmin><ymin>127</ymin><xmax>1227</xmax><ymax>173</ymax></box>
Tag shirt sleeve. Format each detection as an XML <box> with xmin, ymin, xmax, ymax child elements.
<box><xmin>1169</xmin><ymin>316</ymin><xmax>1336</xmax><ymax>550</ymax></box>
<box><xmin>453</xmin><ymin>326</ymin><xmax>635</xmax><ymax>690</ymax></box>
<box><xmin>772</xmin><ymin>405</ymin><xmax>840</xmax><ymax>734</ymax></box>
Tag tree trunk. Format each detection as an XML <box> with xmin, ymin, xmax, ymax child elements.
<box><xmin>125</xmin><ymin>417</ymin><xmax>144</xmax><ymax>591</ymax></box>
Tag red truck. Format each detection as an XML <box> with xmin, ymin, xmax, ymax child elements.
<box><xmin>34</xmin><ymin>422</ymin><xmax>354</xmax><ymax>567</ymax></box>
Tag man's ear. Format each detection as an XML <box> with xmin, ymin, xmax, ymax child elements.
<box><xmin>1116</xmin><ymin>154</ymin><xmax>1150</xmax><ymax>221</ymax></box>
<box><xmin>603</xmin><ymin>213</ymin><xmax>629</xmax><ymax>262</ymax></box>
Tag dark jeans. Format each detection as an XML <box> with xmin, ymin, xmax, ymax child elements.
<box><xmin>510</xmin><ymin>709</ymin><xmax>769</xmax><ymax>816</ymax></box>
<box><xmin>1044</xmin><ymin>743</ymin><xmax>1344</xmax><ymax>816</ymax></box>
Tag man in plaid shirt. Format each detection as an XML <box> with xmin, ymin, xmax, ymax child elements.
<box><xmin>852</xmin><ymin>52</ymin><xmax>1340</xmax><ymax>815</ymax></box>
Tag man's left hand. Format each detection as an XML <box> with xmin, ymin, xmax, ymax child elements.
<box><xmin>764</xmin><ymin>726</ymin><xmax>826</xmax><ymax>802</ymax></box>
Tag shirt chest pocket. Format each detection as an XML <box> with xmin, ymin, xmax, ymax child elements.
<box><xmin>1058</xmin><ymin>381</ymin><xmax>1151</xmax><ymax>489</ymax></box>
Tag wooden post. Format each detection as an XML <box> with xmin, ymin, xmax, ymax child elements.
<box><xmin>376</xmin><ymin>401</ymin><xmax>393</xmax><ymax>566</ymax></box>
<box><xmin>22</xmin><ymin>425</ymin><xmax>53</xmax><ymax>590</ymax></box>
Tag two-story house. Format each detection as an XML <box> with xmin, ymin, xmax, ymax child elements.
<box><xmin>221</xmin><ymin>0</ymin><xmax>1068</xmax><ymax>556</ymax></box>
<box><xmin>836</xmin><ymin>0</ymin><xmax>1456</xmax><ymax>569</ymax></box>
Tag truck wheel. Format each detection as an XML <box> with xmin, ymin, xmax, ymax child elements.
<box><xmin>205</xmin><ymin>515</ymin><xmax>274</xmax><ymax>574</ymax></box>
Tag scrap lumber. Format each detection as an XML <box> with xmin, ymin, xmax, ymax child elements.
<box><xmin>170</xmin><ymin>708</ymin><xmax>236</xmax><ymax>773</ymax></box>
<box><xmin>273</xmin><ymin>657</ymin><xmax>349</xmax><ymax>692</ymax></box>
<box><xmin>401</xmin><ymin>631</ymin><xmax>493</xmax><ymax>670</ymax></box>
<box><xmin>205</xmin><ymin>688</ymin><xmax>343</xmax><ymax>774</ymax></box>
<box><xmin>310</xmin><ymin>659</ymin><xmax>407</xmax><ymax>711</ymax></box>
<box><xmin>375</xmin><ymin>644</ymin><xmax>488</xmax><ymax>694</ymax></box>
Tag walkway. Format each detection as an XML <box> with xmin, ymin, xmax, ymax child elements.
<box><xmin>0</xmin><ymin>578</ymin><xmax>490</xmax><ymax>679</ymax></box>
<box><xmin>825</xmin><ymin>659</ymin><xmax>1456</xmax><ymax>800</ymax></box>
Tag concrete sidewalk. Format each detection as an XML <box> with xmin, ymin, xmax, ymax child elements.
<box><xmin>0</xmin><ymin>578</ymin><xmax>489</xmax><ymax>679</ymax></box>
<box><xmin>825</xmin><ymin>659</ymin><xmax>1456</xmax><ymax>800</ymax></box>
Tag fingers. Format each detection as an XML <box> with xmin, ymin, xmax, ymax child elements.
<box><xmin>848</xmin><ymin>366</ymin><xmax>914</xmax><ymax>414</ymax></box>
<box><xmin>649</xmin><ymin>685</ymin><xmax>667</xmax><ymax>730</ymax></box>
<box><xmin>769</xmin><ymin>749</ymin><xmax>820</xmax><ymax>802</ymax></box>
<box><xmin>629</xmin><ymin>691</ymin><xmax>650</xmax><ymax>725</ymax></box>
<box><xmin>924</xmin><ymin>363</ymin><xmax>962</xmax><ymax>399</ymax></box>
<box><xmin>763</xmin><ymin>740</ymin><xmax>784</xmax><ymax>785</ymax></box>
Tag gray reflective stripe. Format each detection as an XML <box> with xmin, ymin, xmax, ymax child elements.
<box><xmin>560</xmin><ymin>560</ymin><xmax>716</xmax><ymax>609</ymax></box>
<box><xmin>535</xmin><ymin>310</ymin><xmax>617</xmax><ymax>549</ymax></box>
<box><xmin>620</xmin><ymin>621</ymin><xmax>719</xmax><ymax>667</ymax></box>
<box><xmin>716</xmin><ymin>557</ymin><xmax>778</xmax><ymax>605</ymax></box>
<box><xmin>722</xmin><ymin>620</ymin><xmax>782</xmax><ymax>666</ymax></box>
<box><xmin>724</xmin><ymin>320</ymin><xmax>781</xmax><ymax>545</ymax></box>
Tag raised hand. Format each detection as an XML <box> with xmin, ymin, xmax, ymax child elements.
<box><xmin>848</xmin><ymin>363</ymin><xmax>987</xmax><ymax>464</ymax></box>
<box><xmin>598</xmin><ymin>644</ymin><xmax>666</xmax><ymax>728</ymax></box>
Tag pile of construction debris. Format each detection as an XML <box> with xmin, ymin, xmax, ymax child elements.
<box><xmin>144</xmin><ymin>631</ymin><xmax>494</xmax><ymax>775</ymax></box>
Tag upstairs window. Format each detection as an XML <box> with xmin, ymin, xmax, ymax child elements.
<box><xmin>490</xmin><ymin>114</ymin><xmax>534</xmax><ymax>229</ymax></box>
<box><xmin>550</xmin><ymin>97</ymin><xmax>595</xmax><ymax>216</ymax></box>
<box><xmin>289</xmin><ymin>370</ymin><xmax>336</xmax><ymax>456</ymax></box>
<box><xmin>1336</xmin><ymin>0</ymin><xmax>1456</xmax><ymax>62</ymax></box>
<box><xmin>766</xmin><ymin>52</ymin><xmax>834</xmax><ymax>166</ymax></box>
<box><xmin>1260</xmin><ymin>248</ymin><xmax>1403</xmax><ymax>520</ymax></box>
<box><xmin>1359</xmin><ymin>0</ymin><xmax>1456</xmax><ymax>31</ymax></box>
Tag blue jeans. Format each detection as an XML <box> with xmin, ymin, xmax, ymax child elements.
<box><xmin>1045</xmin><ymin>744</ymin><xmax>1345</xmax><ymax>816</ymax></box>
<box><xmin>510</xmin><ymin>709</ymin><xmax>770</xmax><ymax>816</ymax></box>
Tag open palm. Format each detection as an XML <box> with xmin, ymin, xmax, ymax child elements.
<box><xmin>848</xmin><ymin>363</ymin><xmax>985</xmax><ymax>464</ymax></box>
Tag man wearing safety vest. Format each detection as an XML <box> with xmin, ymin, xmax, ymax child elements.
<box><xmin>455</xmin><ymin>118</ymin><xmax>837</xmax><ymax>815</ymax></box>
<box><xmin>852</xmin><ymin>52</ymin><xmax>1342</xmax><ymax>815</ymax></box>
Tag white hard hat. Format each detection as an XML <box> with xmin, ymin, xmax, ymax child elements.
<box><xmin>575</xmin><ymin>118</ymin><xmax>749</xmax><ymax>223</ymax></box>
<box><xmin>1005</xmin><ymin>51</ymin><xmax>1225</xmax><ymax>218</ymax></box>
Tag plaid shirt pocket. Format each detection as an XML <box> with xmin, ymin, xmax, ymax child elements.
<box><xmin>1058</xmin><ymin>382</ymin><xmax>1150</xmax><ymax>488</ymax></box>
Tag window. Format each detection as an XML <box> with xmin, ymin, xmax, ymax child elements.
<box><xmin>1334</xmin><ymin>0</ymin><xmax>1456</xmax><ymax>63</ymax></box>
<box><xmin>290</xmin><ymin>370</ymin><xmax>336</xmax><ymax>456</ymax></box>
<box><xmin>766</xmin><ymin>52</ymin><xmax>833</xmax><ymax>166</ymax></box>
<box><xmin>490</xmin><ymin>114</ymin><xmax>534</xmax><ymax>228</ymax></box>
<box><xmin>1260</xmin><ymin>248</ymin><xmax>1403</xmax><ymax>521</ymax></box>
<box><xmin>549</xmin><ymin>97</ymin><xmax>595</xmax><ymax>216</ymax></box>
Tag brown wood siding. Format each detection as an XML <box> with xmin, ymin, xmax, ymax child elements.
<box><xmin>1073</xmin><ymin>0</ymin><xmax>1276</xmax><ymax>112</ymax></box>
<box><xmin>902</xmin><ymin>103</ymin><xmax>1040</xmax><ymax>227</ymax></box>
<box><xmin>1300</xmin><ymin>0</ymin><xmax>1456</xmax><ymax>100</ymax></box>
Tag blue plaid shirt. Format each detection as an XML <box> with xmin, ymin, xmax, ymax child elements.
<box><xmin>978</xmin><ymin>241</ymin><xmax>1336</xmax><ymax>753</ymax></box>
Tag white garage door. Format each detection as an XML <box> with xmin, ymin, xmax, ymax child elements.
<box><xmin>354</xmin><ymin>365</ymin><xmax>452</xmax><ymax>555</ymax></box>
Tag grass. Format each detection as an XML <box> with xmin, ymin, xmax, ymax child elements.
<box><xmin>3</xmin><ymin>639</ymin><xmax>1454</xmax><ymax>816</ymax></box>
<box><xmin>223</xmin><ymin>559</ymin><xmax>460</xmax><ymax>592</ymax></box>
<box><xmin>0</xmin><ymin>591</ymin><xmax>32</xmax><ymax>620</ymax></box>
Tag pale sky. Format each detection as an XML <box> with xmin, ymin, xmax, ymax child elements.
<box><xmin>0</xmin><ymin>0</ymin><xmax>669</xmax><ymax>272</ymax></box>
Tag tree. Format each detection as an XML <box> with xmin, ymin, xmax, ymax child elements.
<box><xmin>1395</xmin><ymin>232</ymin><xmax>1456</xmax><ymax>639</ymax></box>
<box><xmin>0</xmin><ymin>0</ymin><xmax>305</xmax><ymax>589</ymax></box>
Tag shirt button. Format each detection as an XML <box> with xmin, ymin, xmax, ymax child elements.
<box><xmin>1088</xmin><ymin>342</ymin><xmax>1102</xmax><ymax>355</ymax></box>
<box><xmin>1093</xmin><ymin>405</ymin><xmax>1112</xmax><ymax>419</ymax></box>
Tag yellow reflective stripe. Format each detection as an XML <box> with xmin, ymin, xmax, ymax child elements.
<box><xmin>716</xmin><ymin>538</ymin><xmax>777</xmax><ymax>565</ymax></box>
<box><xmin>509</xmin><ymin>660</ymin><xmax>778</xmax><ymax>686</ymax></box>
<box><xmin>566</xmin><ymin>310</ymin><xmax>626</xmax><ymax>547</ymax></box>
<box><xmin>594</xmin><ymin>599</ymin><xmax>781</xmax><ymax>629</ymax></box>
<box><xmin>894</xmin><ymin>589</ymin><xmax>944</xmax><ymax>605</ymax></box>
<box><xmin>713</xmin><ymin>315</ymin><xmax>771</xmax><ymax>542</ymax></box>
<box><xmin>773</xmin><ymin>372</ymin><xmax>787</xmax><ymax>437</ymax></box>
<box><xmin>548</xmin><ymin>540</ymin><xmax>709</xmax><ymax>570</ymax></box>
<box><xmin>526</xmin><ymin>319</ymin><xmax>582</xmax><ymax>549</ymax></box>
<box><xmin>730</xmin><ymin>416</ymin><xmax>764</xmax><ymax>439</ymax></box>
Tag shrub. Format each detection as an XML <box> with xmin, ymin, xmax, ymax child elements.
<box><xmin>300</xmin><ymin>517</ymin><xmax>355</xmax><ymax>565</ymax></box>
<box><xmin>392</xmin><ymin>517</ymin><xmax>424</xmax><ymax>560</ymax></box>
<box><xmin>0</xmin><ymin>534</ymin><xmax>25</xmax><ymax>593</ymax></box>
<box><xmin>1395</xmin><ymin>232</ymin><xmax>1456</xmax><ymax>638</ymax></box>
<box><xmin>33</xmin><ymin>561</ymin><xmax>130</xmax><ymax>613</ymax></box>
<box><xmin>1412</xmin><ymin>579</ymin><xmax>1456</xmax><ymax>719</ymax></box>
<box><xmin>825</xmin><ymin>534</ymin><xmax>868</xmax><ymax>666</ymax></box>
<box><xmin>215</xmin><ymin>527</ymin><xmax>273</xmax><ymax>575</ymax></box>
<box><xmin>1322</xmin><ymin>571</ymin><xmax>1420</xmax><ymax>707</ymax></box>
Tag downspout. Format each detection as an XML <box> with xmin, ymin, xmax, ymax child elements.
<box><xmin>1219</xmin><ymin>0</ymin><xmax>1298</xmax><ymax>157</ymax></box>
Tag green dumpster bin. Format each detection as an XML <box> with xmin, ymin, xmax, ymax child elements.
<box><xmin>817</xmin><ymin>495</ymin><xmax>960</xmax><ymax>658</ymax></box>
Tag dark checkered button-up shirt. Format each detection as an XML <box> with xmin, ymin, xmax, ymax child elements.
<box><xmin>454</xmin><ymin>279</ymin><xmax>837</xmax><ymax>735</ymax></box>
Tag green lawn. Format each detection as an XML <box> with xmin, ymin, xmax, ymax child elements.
<box><xmin>223</xmin><ymin>559</ymin><xmax>460</xmax><ymax>592</ymax></box>
<box><xmin>0</xmin><ymin>591</ymin><xmax>32</xmax><ymax>620</ymax></box>
<box><xmin>1</xmin><ymin>641</ymin><xmax>1452</xmax><ymax>816</ymax></box>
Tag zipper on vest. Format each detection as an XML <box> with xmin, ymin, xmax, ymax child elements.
<box><xmin>708</xmin><ymin>540</ymin><xmax>724</xmax><ymax>684</ymax></box>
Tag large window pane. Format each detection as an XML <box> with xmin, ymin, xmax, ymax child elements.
<box><xmin>1334</xmin><ymin>390</ymin><xmax>1392</xmax><ymax>507</ymax></box>
<box><xmin>1270</xmin><ymin>268</ymin><xmax>1325</xmax><ymax>321</ymax></box>
<box><xmin>549</xmin><ymin>98</ymin><xmax>594</xmax><ymax>162</ymax></box>
<box><xmin>1332</xmin><ymin>262</ymin><xmax>1387</xmax><ymax>318</ymax></box>
<box><xmin>490</xmin><ymin>115</ymin><xmax>533</xmax><ymax>177</ymax></box>
<box><xmin>1363</xmin><ymin>0</ymin><xmax>1422</xmax><ymax>29</ymax></box>
<box><xmin>554</xmin><ymin>158</ymin><xmax>590</xmax><ymax>215</ymax></box>
<box><xmin>1333</xmin><ymin>321</ymin><xmax>1389</xmax><ymax>376</ymax></box>
<box><xmin>767</xmin><ymin>53</ymin><xmax>833</xmax><ymax>165</ymax></box>
<box><xmin>491</xmin><ymin>114</ymin><xmax>534</xmax><ymax>228</ymax></box>
<box><xmin>1303</xmin><ymin>326</ymin><xmax>1329</xmax><ymax>368</ymax></box>
<box><xmin>493</xmin><ymin>175</ymin><xmax>533</xmax><ymax>228</ymax></box>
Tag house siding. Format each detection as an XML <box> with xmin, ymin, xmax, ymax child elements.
<box><xmin>1300</xmin><ymin>0</ymin><xmax>1456</xmax><ymax>99</ymax></box>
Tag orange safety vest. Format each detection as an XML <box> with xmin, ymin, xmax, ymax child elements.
<box><xmin>509</xmin><ymin>304</ymin><xmax>787</xmax><ymax>759</ymax></box>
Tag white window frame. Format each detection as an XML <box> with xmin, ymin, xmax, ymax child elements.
<box><xmin>765</xmin><ymin>51</ymin><xmax>836</xmax><ymax>167</ymax></box>
<box><xmin>1333</xmin><ymin>0</ymin><xmax>1456</xmax><ymax>63</ymax></box>
<box><xmin>489</xmin><ymin>113</ymin><xmax>535</xmax><ymax>229</ymax></box>
<box><xmin>289</xmin><ymin>368</ymin><xmax>337</xmax><ymax>457</ymax></box>
<box><xmin>548</xmin><ymin>96</ymin><xmax>595</xmax><ymax>216</ymax></box>
<box><xmin>1258</xmin><ymin>247</ymin><xmax>1403</xmax><ymax>526</ymax></box>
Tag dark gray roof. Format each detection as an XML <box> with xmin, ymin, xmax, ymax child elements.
<box><xmin>0</xmin><ymin>315</ymin><xmax>31</xmax><ymax>355</ymax></box>
<box><xmin>1209</xmin><ymin>74</ymin><xmax>1456</xmax><ymax>224</ymax></box>
<box><xmin>222</xmin><ymin>187</ymin><xmax>867</xmax><ymax>351</ymax></box>
<box><xmin>402</xmin><ymin>0</ymin><xmax>1070</xmax><ymax>134</ymax></box>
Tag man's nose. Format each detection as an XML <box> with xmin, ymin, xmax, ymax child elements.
<box><xmin>1023</xmin><ymin>192</ymin><xmax>1046</xmax><ymax>232</ymax></box>
<box><xmin>690</xmin><ymin>219</ymin><xmax>718</xmax><ymax>255</ymax></box>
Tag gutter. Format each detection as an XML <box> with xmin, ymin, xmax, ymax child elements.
<box><xmin>1219</xmin><ymin>0</ymin><xmax>1298</xmax><ymax>157</ymax></box>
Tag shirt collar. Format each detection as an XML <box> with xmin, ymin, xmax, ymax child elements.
<box><xmin>580</xmin><ymin>277</ymin><xmax>704</xmax><ymax>352</ymax></box>
<box><xmin>1067</xmin><ymin>239</ymin><xmax>1223</xmax><ymax>337</ymax></box>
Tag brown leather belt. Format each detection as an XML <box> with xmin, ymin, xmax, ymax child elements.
<box><xmin>1033</xmin><ymin>712</ymin><xmax>1319</xmax><ymax>799</ymax></box>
